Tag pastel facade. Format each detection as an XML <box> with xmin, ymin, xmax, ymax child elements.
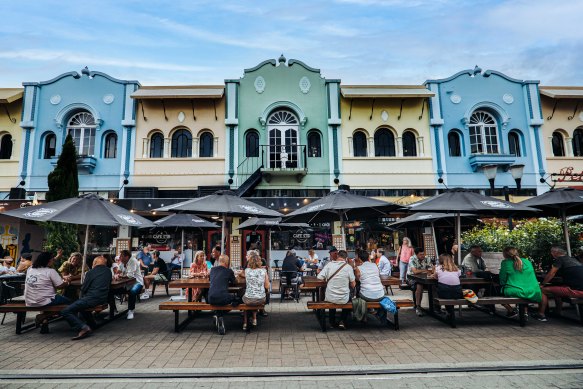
<box><xmin>339</xmin><ymin>86</ymin><xmax>434</xmax><ymax>194</ymax></box>
<box><xmin>129</xmin><ymin>86</ymin><xmax>226</xmax><ymax>197</ymax></box>
<box><xmin>226</xmin><ymin>56</ymin><xmax>340</xmax><ymax>196</ymax></box>
<box><xmin>0</xmin><ymin>89</ymin><xmax>23</xmax><ymax>197</ymax></box>
<box><xmin>539</xmin><ymin>87</ymin><xmax>583</xmax><ymax>189</ymax></box>
<box><xmin>19</xmin><ymin>68</ymin><xmax>139</xmax><ymax>197</ymax></box>
<box><xmin>425</xmin><ymin>67</ymin><xmax>547</xmax><ymax>195</ymax></box>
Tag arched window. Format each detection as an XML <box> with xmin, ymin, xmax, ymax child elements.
<box><xmin>374</xmin><ymin>128</ymin><xmax>395</xmax><ymax>157</ymax></box>
<box><xmin>552</xmin><ymin>131</ymin><xmax>565</xmax><ymax>157</ymax></box>
<box><xmin>508</xmin><ymin>131</ymin><xmax>521</xmax><ymax>157</ymax></box>
<box><xmin>67</xmin><ymin>111</ymin><xmax>96</xmax><ymax>156</ymax></box>
<box><xmin>469</xmin><ymin>110</ymin><xmax>498</xmax><ymax>154</ymax></box>
<box><xmin>402</xmin><ymin>131</ymin><xmax>417</xmax><ymax>157</ymax></box>
<box><xmin>171</xmin><ymin>129</ymin><xmax>192</xmax><ymax>158</ymax></box>
<box><xmin>43</xmin><ymin>133</ymin><xmax>56</xmax><ymax>159</ymax></box>
<box><xmin>199</xmin><ymin>132</ymin><xmax>214</xmax><ymax>158</ymax></box>
<box><xmin>104</xmin><ymin>132</ymin><xmax>117</xmax><ymax>159</ymax></box>
<box><xmin>150</xmin><ymin>132</ymin><xmax>164</xmax><ymax>158</ymax></box>
<box><xmin>448</xmin><ymin>131</ymin><xmax>461</xmax><ymax>157</ymax></box>
<box><xmin>353</xmin><ymin>131</ymin><xmax>367</xmax><ymax>157</ymax></box>
<box><xmin>245</xmin><ymin>130</ymin><xmax>259</xmax><ymax>158</ymax></box>
<box><xmin>0</xmin><ymin>134</ymin><xmax>12</xmax><ymax>160</ymax></box>
<box><xmin>573</xmin><ymin>129</ymin><xmax>583</xmax><ymax>157</ymax></box>
<box><xmin>307</xmin><ymin>130</ymin><xmax>321</xmax><ymax>158</ymax></box>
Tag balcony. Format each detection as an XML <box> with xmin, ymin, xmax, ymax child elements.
<box><xmin>259</xmin><ymin>145</ymin><xmax>308</xmax><ymax>183</ymax></box>
<box><xmin>468</xmin><ymin>153</ymin><xmax>516</xmax><ymax>172</ymax></box>
<box><xmin>52</xmin><ymin>155</ymin><xmax>97</xmax><ymax>174</ymax></box>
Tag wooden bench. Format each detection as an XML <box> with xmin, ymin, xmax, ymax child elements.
<box><xmin>545</xmin><ymin>296</ymin><xmax>583</xmax><ymax>325</ymax></box>
<box><xmin>0</xmin><ymin>303</ymin><xmax>109</xmax><ymax>334</ymax></box>
<box><xmin>307</xmin><ymin>299</ymin><xmax>414</xmax><ymax>332</ymax></box>
<box><xmin>434</xmin><ymin>297</ymin><xmax>530</xmax><ymax>328</ymax></box>
<box><xmin>159</xmin><ymin>301</ymin><xmax>265</xmax><ymax>332</ymax></box>
<box><xmin>300</xmin><ymin>286</ymin><xmax>318</xmax><ymax>301</ymax></box>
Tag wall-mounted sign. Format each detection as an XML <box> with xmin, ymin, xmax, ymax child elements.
<box><xmin>292</xmin><ymin>228</ymin><xmax>311</xmax><ymax>243</ymax></box>
<box><xmin>151</xmin><ymin>231</ymin><xmax>171</xmax><ymax>244</ymax></box>
<box><xmin>552</xmin><ymin>167</ymin><xmax>583</xmax><ymax>182</ymax></box>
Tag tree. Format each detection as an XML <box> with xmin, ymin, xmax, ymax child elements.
<box><xmin>44</xmin><ymin>134</ymin><xmax>80</xmax><ymax>268</ymax></box>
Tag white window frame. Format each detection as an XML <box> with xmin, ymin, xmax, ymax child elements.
<box><xmin>469</xmin><ymin>110</ymin><xmax>499</xmax><ymax>154</ymax></box>
<box><xmin>67</xmin><ymin>112</ymin><xmax>96</xmax><ymax>157</ymax></box>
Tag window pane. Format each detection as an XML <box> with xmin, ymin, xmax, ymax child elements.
<box><xmin>508</xmin><ymin>133</ymin><xmax>521</xmax><ymax>157</ymax></box>
<box><xmin>150</xmin><ymin>133</ymin><xmax>164</xmax><ymax>158</ymax></box>
<box><xmin>245</xmin><ymin>131</ymin><xmax>259</xmax><ymax>158</ymax></box>
<box><xmin>44</xmin><ymin>134</ymin><xmax>56</xmax><ymax>159</ymax></box>
<box><xmin>0</xmin><ymin>135</ymin><xmax>12</xmax><ymax>159</ymax></box>
<box><xmin>552</xmin><ymin>132</ymin><xmax>565</xmax><ymax>157</ymax></box>
<box><xmin>402</xmin><ymin>132</ymin><xmax>417</xmax><ymax>157</ymax></box>
<box><xmin>573</xmin><ymin>129</ymin><xmax>583</xmax><ymax>157</ymax></box>
<box><xmin>171</xmin><ymin>129</ymin><xmax>192</xmax><ymax>158</ymax></box>
<box><xmin>104</xmin><ymin>133</ymin><xmax>117</xmax><ymax>158</ymax></box>
<box><xmin>308</xmin><ymin>132</ymin><xmax>321</xmax><ymax>157</ymax></box>
<box><xmin>448</xmin><ymin>132</ymin><xmax>461</xmax><ymax>157</ymax></box>
<box><xmin>200</xmin><ymin>133</ymin><xmax>213</xmax><ymax>158</ymax></box>
<box><xmin>374</xmin><ymin>129</ymin><xmax>395</xmax><ymax>157</ymax></box>
<box><xmin>353</xmin><ymin>132</ymin><xmax>367</xmax><ymax>157</ymax></box>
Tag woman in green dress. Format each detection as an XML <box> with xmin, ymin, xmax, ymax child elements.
<box><xmin>499</xmin><ymin>247</ymin><xmax>548</xmax><ymax>322</ymax></box>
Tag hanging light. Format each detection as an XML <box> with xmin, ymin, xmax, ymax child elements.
<box><xmin>508</xmin><ymin>164</ymin><xmax>525</xmax><ymax>191</ymax></box>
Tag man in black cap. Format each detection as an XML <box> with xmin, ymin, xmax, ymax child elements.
<box><xmin>317</xmin><ymin>246</ymin><xmax>338</xmax><ymax>274</ymax></box>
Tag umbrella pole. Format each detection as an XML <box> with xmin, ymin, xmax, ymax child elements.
<box><xmin>456</xmin><ymin>212</ymin><xmax>461</xmax><ymax>265</ymax></box>
<box><xmin>562</xmin><ymin>209</ymin><xmax>571</xmax><ymax>257</ymax></box>
<box><xmin>268</xmin><ymin>228</ymin><xmax>272</xmax><ymax>267</ymax></box>
<box><xmin>431</xmin><ymin>221</ymin><xmax>439</xmax><ymax>262</ymax></box>
<box><xmin>81</xmin><ymin>225</ymin><xmax>90</xmax><ymax>283</ymax></box>
<box><xmin>221</xmin><ymin>216</ymin><xmax>226</xmax><ymax>255</ymax></box>
<box><xmin>171</xmin><ymin>229</ymin><xmax>187</xmax><ymax>301</ymax></box>
<box><xmin>339</xmin><ymin>211</ymin><xmax>346</xmax><ymax>250</ymax></box>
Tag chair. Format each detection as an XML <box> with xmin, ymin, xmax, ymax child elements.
<box><xmin>151</xmin><ymin>270</ymin><xmax>171</xmax><ymax>297</ymax></box>
<box><xmin>279</xmin><ymin>271</ymin><xmax>300</xmax><ymax>303</ymax></box>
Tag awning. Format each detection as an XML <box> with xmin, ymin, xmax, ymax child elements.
<box><xmin>540</xmin><ymin>87</ymin><xmax>583</xmax><ymax>99</ymax></box>
<box><xmin>131</xmin><ymin>86</ymin><xmax>224</xmax><ymax>99</ymax></box>
<box><xmin>341</xmin><ymin>86</ymin><xmax>434</xmax><ymax>98</ymax></box>
<box><xmin>0</xmin><ymin>88</ymin><xmax>23</xmax><ymax>104</ymax></box>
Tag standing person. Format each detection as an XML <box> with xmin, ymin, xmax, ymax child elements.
<box><xmin>398</xmin><ymin>237</ymin><xmax>414</xmax><ymax>287</ymax></box>
<box><xmin>541</xmin><ymin>246</ymin><xmax>583</xmax><ymax>314</ymax></box>
<box><xmin>24</xmin><ymin>252</ymin><xmax>71</xmax><ymax>307</ymax></box>
<box><xmin>377</xmin><ymin>249</ymin><xmax>392</xmax><ymax>278</ymax></box>
<box><xmin>189</xmin><ymin>250</ymin><xmax>209</xmax><ymax>302</ymax></box>
<box><xmin>317</xmin><ymin>249</ymin><xmax>356</xmax><ymax>329</ymax></box>
<box><xmin>116</xmin><ymin>250</ymin><xmax>145</xmax><ymax>320</ymax></box>
<box><xmin>353</xmin><ymin>250</ymin><xmax>384</xmax><ymax>302</ymax></box>
<box><xmin>16</xmin><ymin>252</ymin><xmax>33</xmax><ymax>273</ymax></box>
<box><xmin>143</xmin><ymin>250</ymin><xmax>170</xmax><ymax>292</ymax></box>
<box><xmin>208</xmin><ymin>255</ymin><xmax>236</xmax><ymax>335</ymax></box>
<box><xmin>137</xmin><ymin>245</ymin><xmax>153</xmax><ymax>275</ymax></box>
<box><xmin>60</xmin><ymin>256</ymin><xmax>112</xmax><ymax>340</ymax></box>
<box><xmin>407</xmin><ymin>248</ymin><xmax>433</xmax><ymax>316</ymax></box>
<box><xmin>434</xmin><ymin>253</ymin><xmax>462</xmax><ymax>320</ymax></box>
<box><xmin>499</xmin><ymin>247</ymin><xmax>548</xmax><ymax>321</ymax></box>
<box><xmin>239</xmin><ymin>251</ymin><xmax>270</xmax><ymax>330</ymax></box>
<box><xmin>210</xmin><ymin>246</ymin><xmax>221</xmax><ymax>267</ymax></box>
<box><xmin>169</xmin><ymin>247</ymin><xmax>184</xmax><ymax>273</ymax></box>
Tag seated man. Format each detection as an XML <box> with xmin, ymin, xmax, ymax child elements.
<box><xmin>115</xmin><ymin>250</ymin><xmax>145</xmax><ymax>320</ymax></box>
<box><xmin>16</xmin><ymin>253</ymin><xmax>32</xmax><ymax>274</ymax></box>
<box><xmin>317</xmin><ymin>247</ymin><xmax>338</xmax><ymax>274</ymax></box>
<box><xmin>60</xmin><ymin>256</ymin><xmax>112</xmax><ymax>340</ymax></box>
<box><xmin>143</xmin><ymin>250</ymin><xmax>170</xmax><ymax>292</ymax></box>
<box><xmin>281</xmin><ymin>249</ymin><xmax>303</xmax><ymax>298</ymax></box>
<box><xmin>542</xmin><ymin>246</ymin><xmax>583</xmax><ymax>313</ymax></box>
<box><xmin>317</xmin><ymin>249</ymin><xmax>356</xmax><ymax>329</ymax></box>
<box><xmin>169</xmin><ymin>247</ymin><xmax>184</xmax><ymax>272</ymax></box>
<box><xmin>137</xmin><ymin>245</ymin><xmax>153</xmax><ymax>275</ymax></box>
<box><xmin>407</xmin><ymin>248</ymin><xmax>433</xmax><ymax>316</ymax></box>
<box><xmin>461</xmin><ymin>245</ymin><xmax>487</xmax><ymax>273</ymax></box>
<box><xmin>0</xmin><ymin>257</ymin><xmax>16</xmax><ymax>274</ymax></box>
<box><xmin>207</xmin><ymin>254</ymin><xmax>236</xmax><ymax>335</ymax></box>
<box><xmin>377</xmin><ymin>249</ymin><xmax>392</xmax><ymax>278</ymax></box>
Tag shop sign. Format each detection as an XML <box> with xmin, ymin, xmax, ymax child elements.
<box><xmin>292</xmin><ymin>228</ymin><xmax>311</xmax><ymax>243</ymax></box>
<box><xmin>553</xmin><ymin>167</ymin><xmax>583</xmax><ymax>182</ymax></box>
<box><xmin>152</xmin><ymin>231</ymin><xmax>171</xmax><ymax>244</ymax></box>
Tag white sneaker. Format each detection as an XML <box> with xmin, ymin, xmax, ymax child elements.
<box><xmin>140</xmin><ymin>292</ymin><xmax>150</xmax><ymax>300</ymax></box>
<box><xmin>127</xmin><ymin>310</ymin><xmax>134</xmax><ymax>320</ymax></box>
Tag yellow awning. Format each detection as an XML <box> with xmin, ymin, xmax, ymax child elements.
<box><xmin>132</xmin><ymin>86</ymin><xmax>224</xmax><ymax>99</ymax></box>
<box><xmin>341</xmin><ymin>85</ymin><xmax>434</xmax><ymax>98</ymax></box>
<box><xmin>0</xmin><ymin>88</ymin><xmax>23</xmax><ymax>104</ymax></box>
<box><xmin>540</xmin><ymin>87</ymin><xmax>583</xmax><ymax>99</ymax></box>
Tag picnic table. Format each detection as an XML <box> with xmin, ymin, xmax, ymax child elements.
<box><xmin>169</xmin><ymin>276</ymin><xmax>246</xmax><ymax>302</ymax></box>
<box><xmin>70</xmin><ymin>277</ymin><xmax>136</xmax><ymax>320</ymax></box>
<box><xmin>302</xmin><ymin>275</ymin><xmax>400</xmax><ymax>302</ymax></box>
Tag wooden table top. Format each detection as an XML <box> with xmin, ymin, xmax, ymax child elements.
<box><xmin>408</xmin><ymin>274</ymin><xmax>492</xmax><ymax>285</ymax></box>
<box><xmin>70</xmin><ymin>277</ymin><xmax>136</xmax><ymax>288</ymax></box>
<box><xmin>169</xmin><ymin>277</ymin><xmax>246</xmax><ymax>289</ymax></box>
<box><xmin>302</xmin><ymin>275</ymin><xmax>399</xmax><ymax>288</ymax></box>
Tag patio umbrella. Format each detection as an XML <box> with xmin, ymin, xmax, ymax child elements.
<box><xmin>237</xmin><ymin>217</ymin><xmax>311</xmax><ymax>263</ymax></box>
<box><xmin>284</xmin><ymin>190</ymin><xmax>401</xmax><ymax>249</ymax></box>
<box><xmin>155</xmin><ymin>190</ymin><xmax>282</xmax><ymax>254</ymax></box>
<box><xmin>407</xmin><ymin>189</ymin><xmax>539</xmax><ymax>264</ymax></box>
<box><xmin>519</xmin><ymin>188</ymin><xmax>583</xmax><ymax>256</ymax></box>
<box><xmin>2</xmin><ymin>193</ymin><xmax>155</xmax><ymax>280</ymax></box>
<box><xmin>389</xmin><ymin>212</ymin><xmax>477</xmax><ymax>258</ymax></box>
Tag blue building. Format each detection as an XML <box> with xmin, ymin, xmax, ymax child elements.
<box><xmin>18</xmin><ymin>68</ymin><xmax>139</xmax><ymax>198</ymax></box>
<box><xmin>425</xmin><ymin>67</ymin><xmax>547</xmax><ymax>195</ymax></box>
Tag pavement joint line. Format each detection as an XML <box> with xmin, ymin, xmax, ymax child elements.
<box><xmin>1</xmin><ymin>360</ymin><xmax>583</xmax><ymax>380</ymax></box>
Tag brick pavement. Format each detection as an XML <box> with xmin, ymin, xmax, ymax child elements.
<box><xmin>0</xmin><ymin>288</ymin><xmax>582</xmax><ymax>372</ymax></box>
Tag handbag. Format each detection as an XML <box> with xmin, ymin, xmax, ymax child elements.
<box><xmin>379</xmin><ymin>296</ymin><xmax>397</xmax><ymax>314</ymax></box>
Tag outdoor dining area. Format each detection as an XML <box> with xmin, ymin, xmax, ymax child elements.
<box><xmin>1</xmin><ymin>187</ymin><xmax>583</xmax><ymax>338</ymax></box>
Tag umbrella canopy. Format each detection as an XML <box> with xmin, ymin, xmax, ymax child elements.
<box><xmin>237</xmin><ymin>217</ymin><xmax>310</xmax><ymax>231</ymax></box>
<box><xmin>3</xmin><ymin>193</ymin><xmax>154</xmax><ymax>227</ymax></box>
<box><xmin>154</xmin><ymin>190</ymin><xmax>282</xmax><ymax>254</ymax></box>
<box><xmin>388</xmin><ymin>212</ymin><xmax>477</xmax><ymax>227</ymax></box>
<box><xmin>153</xmin><ymin>213</ymin><xmax>219</xmax><ymax>229</ymax></box>
<box><xmin>519</xmin><ymin>188</ymin><xmax>583</xmax><ymax>256</ymax></box>
<box><xmin>284</xmin><ymin>190</ymin><xmax>401</xmax><ymax>223</ymax></box>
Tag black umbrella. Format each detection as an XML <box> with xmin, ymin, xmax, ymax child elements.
<box><xmin>155</xmin><ymin>190</ymin><xmax>282</xmax><ymax>254</ymax></box>
<box><xmin>519</xmin><ymin>188</ymin><xmax>583</xmax><ymax>256</ymax></box>
<box><xmin>3</xmin><ymin>193</ymin><xmax>155</xmax><ymax>278</ymax></box>
<box><xmin>407</xmin><ymin>189</ymin><xmax>539</xmax><ymax>263</ymax></box>
<box><xmin>237</xmin><ymin>217</ymin><xmax>311</xmax><ymax>261</ymax></box>
<box><xmin>284</xmin><ymin>190</ymin><xmax>401</xmax><ymax>249</ymax></box>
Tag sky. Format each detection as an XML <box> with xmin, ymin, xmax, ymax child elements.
<box><xmin>0</xmin><ymin>0</ymin><xmax>581</xmax><ymax>87</ymax></box>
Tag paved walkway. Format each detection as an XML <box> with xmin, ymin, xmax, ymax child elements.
<box><xmin>0</xmin><ymin>288</ymin><xmax>581</xmax><ymax>375</ymax></box>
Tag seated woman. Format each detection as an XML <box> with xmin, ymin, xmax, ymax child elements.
<box><xmin>24</xmin><ymin>251</ymin><xmax>71</xmax><ymax>307</ymax></box>
<box><xmin>0</xmin><ymin>257</ymin><xmax>16</xmax><ymax>274</ymax></box>
<box><xmin>239</xmin><ymin>250</ymin><xmax>270</xmax><ymax>330</ymax></box>
<box><xmin>435</xmin><ymin>253</ymin><xmax>462</xmax><ymax>319</ymax></box>
<box><xmin>306</xmin><ymin>249</ymin><xmax>319</xmax><ymax>269</ymax></box>
<box><xmin>353</xmin><ymin>250</ymin><xmax>385</xmax><ymax>302</ymax></box>
<box><xmin>59</xmin><ymin>252</ymin><xmax>82</xmax><ymax>280</ymax></box>
<box><xmin>189</xmin><ymin>250</ymin><xmax>209</xmax><ymax>301</ymax></box>
<box><xmin>499</xmin><ymin>246</ymin><xmax>548</xmax><ymax>322</ymax></box>
<box><xmin>143</xmin><ymin>250</ymin><xmax>170</xmax><ymax>296</ymax></box>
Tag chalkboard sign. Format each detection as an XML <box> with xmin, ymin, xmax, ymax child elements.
<box><xmin>423</xmin><ymin>233</ymin><xmax>436</xmax><ymax>259</ymax></box>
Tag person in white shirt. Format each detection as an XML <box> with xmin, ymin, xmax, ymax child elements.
<box><xmin>169</xmin><ymin>247</ymin><xmax>184</xmax><ymax>273</ymax></box>
<box><xmin>317</xmin><ymin>250</ymin><xmax>355</xmax><ymax>329</ymax></box>
<box><xmin>353</xmin><ymin>251</ymin><xmax>385</xmax><ymax>301</ymax></box>
<box><xmin>377</xmin><ymin>249</ymin><xmax>392</xmax><ymax>278</ymax></box>
<box><xmin>0</xmin><ymin>257</ymin><xmax>17</xmax><ymax>274</ymax></box>
<box><xmin>115</xmin><ymin>250</ymin><xmax>145</xmax><ymax>320</ymax></box>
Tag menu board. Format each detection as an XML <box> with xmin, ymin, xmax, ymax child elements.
<box><xmin>230</xmin><ymin>235</ymin><xmax>241</xmax><ymax>269</ymax></box>
<box><xmin>332</xmin><ymin>234</ymin><xmax>345</xmax><ymax>251</ymax></box>
<box><xmin>422</xmin><ymin>233</ymin><xmax>436</xmax><ymax>259</ymax></box>
<box><xmin>115</xmin><ymin>239</ymin><xmax>131</xmax><ymax>256</ymax></box>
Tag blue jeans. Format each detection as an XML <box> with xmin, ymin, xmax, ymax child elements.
<box><xmin>399</xmin><ymin>261</ymin><xmax>409</xmax><ymax>282</ymax></box>
<box><xmin>45</xmin><ymin>294</ymin><xmax>71</xmax><ymax>306</ymax></box>
<box><xmin>128</xmin><ymin>283</ymin><xmax>143</xmax><ymax>310</ymax></box>
<box><xmin>61</xmin><ymin>298</ymin><xmax>100</xmax><ymax>332</ymax></box>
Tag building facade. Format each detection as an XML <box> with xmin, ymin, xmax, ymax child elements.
<box><xmin>539</xmin><ymin>86</ymin><xmax>583</xmax><ymax>189</ymax></box>
<box><xmin>0</xmin><ymin>89</ymin><xmax>23</xmax><ymax>198</ymax></box>
<box><xmin>18</xmin><ymin>68</ymin><xmax>139</xmax><ymax>198</ymax></box>
<box><xmin>425</xmin><ymin>67</ymin><xmax>547</xmax><ymax>196</ymax></box>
